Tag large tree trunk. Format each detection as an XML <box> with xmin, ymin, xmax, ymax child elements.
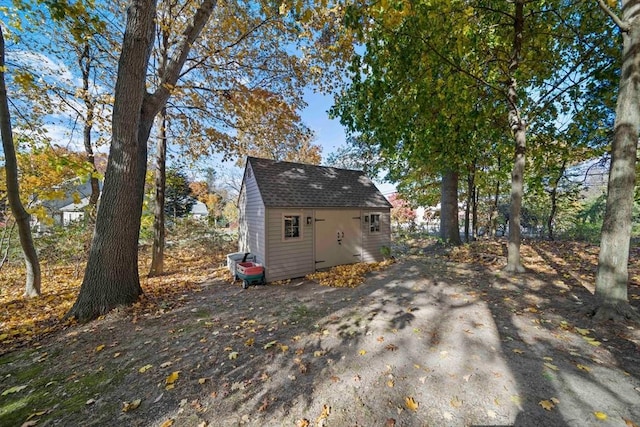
<box><xmin>504</xmin><ymin>0</ymin><xmax>526</xmax><ymax>273</ymax></box>
<box><xmin>66</xmin><ymin>0</ymin><xmax>156</xmax><ymax>321</ymax></box>
<box><xmin>149</xmin><ymin>109</ymin><xmax>167</xmax><ymax>277</ymax></box>
<box><xmin>440</xmin><ymin>170</ymin><xmax>461</xmax><ymax>245</ymax></box>
<box><xmin>593</xmin><ymin>1</ymin><xmax>640</xmax><ymax>322</ymax></box>
<box><xmin>66</xmin><ymin>0</ymin><xmax>216</xmax><ymax>322</ymax></box>
<box><xmin>0</xmin><ymin>25</ymin><xmax>41</xmax><ymax>297</ymax></box>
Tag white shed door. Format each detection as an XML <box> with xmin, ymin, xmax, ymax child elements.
<box><xmin>314</xmin><ymin>210</ymin><xmax>362</xmax><ymax>269</ymax></box>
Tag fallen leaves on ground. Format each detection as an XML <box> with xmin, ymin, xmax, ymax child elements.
<box><xmin>539</xmin><ymin>397</ymin><xmax>560</xmax><ymax>411</ymax></box>
<box><xmin>122</xmin><ymin>399</ymin><xmax>142</xmax><ymax>412</ymax></box>
<box><xmin>305</xmin><ymin>260</ymin><xmax>394</xmax><ymax>288</ymax></box>
<box><xmin>593</xmin><ymin>411</ymin><xmax>608</xmax><ymax>420</ymax></box>
<box><xmin>0</xmin><ymin>245</ymin><xmax>226</xmax><ymax>354</ymax></box>
<box><xmin>405</xmin><ymin>396</ymin><xmax>419</xmax><ymax>411</ymax></box>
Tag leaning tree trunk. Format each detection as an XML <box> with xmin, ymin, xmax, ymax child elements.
<box><xmin>593</xmin><ymin>1</ymin><xmax>640</xmax><ymax>322</ymax></box>
<box><xmin>440</xmin><ymin>170</ymin><xmax>461</xmax><ymax>245</ymax></box>
<box><xmin>0</xmin><ymin>25</ymin><xmax>41</xmax><ymax>297</ymax></box>
<box><xmin>149</xmin><ymin>109</ymin><xmax>168</xmax><ymax>277</ymax></box>
<box><xmin>66</xmin><ymin>0</ymin><xmax>156</xmax><ymax>321</ymax></box>
<box><xmin>504</xmin><ymin>0</ymin><xmax>526</xmax><ymax>273</ymax></box>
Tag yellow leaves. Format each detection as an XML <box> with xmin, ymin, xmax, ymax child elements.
<box><xmin>450</xmin><ymin>396</ymin><xmax>463</xmax><ymax>408</ymax></box>
<box><xmin>405</xmin><ymin>396</ymin><xmax>419</xmax><ymax>411</ymax></box>
<box><xmin>583</xmin><ymin>336</ymin><xmax>602</xmax><ymax>346</ymax></box>
<box><xmin>594</xmin><ymin>411</ymin><xmax>608</xmax><ymax>420</ymax></box>
<box><xmin>228</xmin><ymin>351</ymin><xmax>239</xmax><ymax>360</ymax></box>
<box><xmin>359</xmin><ymin>349</ymin><xmax>367</xmax><ymax>356</ymax></box>
<box><xmin>264</xmin><ymin>340</ymin><xmax>278</xmax><ymax>349</ymax></box>
<box><xmin>13</xmin><ymin>70</ymin><xmax>35</xmax><ymax>90</ymax></box>
<box><xmin>305</xmin><ymin>260</ymin><xmax>393</xmax><ymax>288</ymax></box>
<box><xmin>575</xmin><ymin>327</ymin><xmax>590</xmax><ymax>336</ymax></box>
<box><xmin>122</xmin><ymin>399</ymin><xmax>142</xmax><ymax>412</ymax></box>
<box><xmin>539</xmin><ymin>397</ymin><xmax>559</xmax><ymax>411</ymax></box>
<box><xmin>159</xmin><ymin>420</ymin><xmax>174</xmax><ymax>427</ymax></box>
<box><xmin>317</xmin><ymin>404</ymin><xmax>331</xmax><ymax>424</ymax></box>
<box><xmin>165</xmin><ymin>371</ymin><xmax>180</xmax><ymax>390</ymax></box>
<box><xmin>95</xmin><ymin>344</ymin><xmax>105</xmax><ymax>352</ymax></box>
<box><xmin>512</xmin><ymin>348</ymin><xmax>525</xmax><ymax>355</ymax></box>
<box><xmin>544</xmin><ymin>362</ymin><xmax>559</xmax><ymax>371</ymax></box>
<box><xmin>139</xmin><ymin>364</ymin><xmax>153</xmax><ymax>373</ymax></box>
<box><xmin>576</xmin><ymin>363</ymin><xmax>591</xmax><ymax>372</ymax></box>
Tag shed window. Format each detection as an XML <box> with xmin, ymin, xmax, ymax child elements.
<box><xmin>369</xmin><ymin>214</ymin><xmax>381</xmax><ymax>233</ymax></box>
<box><xmin>283</xmin><ymin>214</ymin><xmax>301</xmax><ymax>240</ymax></box>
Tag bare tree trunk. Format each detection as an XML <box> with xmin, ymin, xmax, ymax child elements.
<box><xmin>0</xmin><ymin>26</ymin><xmax>41</xmax><ymax>297</ymax></box>
<box><xmin>547</xmin><ymin>160</ymin><xmax>566</xmax><ymax>241</ymax></box>
<box><xmin>504</xmin><ymin>0</ymin><xmax>526</xmax><ymax>273</ymax></box>
<box><xmin>149</xmin><ymin>109</ymin><xmax>167</xmax><ymax>277</ymax></box>
<box><xmin>440</xmin><ymin>170</ymin><xmax>461</xmax><ymax>245</ymax></box>
<box><xmin>593</xmin><ymin>0</ymin><xmax>640</xmax><ymax>321</ymax></box>
<box><xmin>465</xmin><ymin>164</ymin><xmax>476</xmax><ymax>243</ymax></box>
<box><xmin>79</xmin><ymin>43</ymin><xmax>101</xmax><ymax>216</ymax></box>
<box><xmin>489</xmin><ymin>156</ymin><xmax>501</xmax><ymax>237</ymax></box>
<box><xmin>472</xmin><ymin>185</ymin><xmax>478</xmax><ymax>239</ymax></box>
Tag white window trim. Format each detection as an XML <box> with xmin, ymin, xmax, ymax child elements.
<box><xmin>368</xmin><ymin>212</ymin><xmax>382</xmax><ymax>234</ymax></box>
<box><xmin>282</xmin><ymin>213</ymin><xmax>303</xmax><ymax>241</ymax></box>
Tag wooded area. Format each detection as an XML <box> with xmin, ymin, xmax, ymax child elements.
<box><xmin>0</xmin><ymin>0</ymin><xmax>639</xmax><ymax>326</ymax></box>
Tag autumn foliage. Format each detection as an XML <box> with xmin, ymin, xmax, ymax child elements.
<box><xmin>305</xmin><ymin>260</ymin><xmax>395</xmax><ymax>288</ymax></box>
<box><xmin>0</xmin><ymin>243</ymin><xmax>233</xmax><ymax>355</ymax></box>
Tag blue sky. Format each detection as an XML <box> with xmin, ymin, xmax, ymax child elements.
<box><xmin>301</xmin><ymin>91</ymin><xmax>396</xmax><ymax>196</ymax></box>
<box><xmin>301</xmin><ymin>89</ymin><xmax>345</xmax><ymax>158</ymax></box>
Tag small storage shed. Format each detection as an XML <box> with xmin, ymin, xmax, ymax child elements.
<box><xmin>238</xmin><ymin>157</ymin><xmax>392</xmax><ymax>282</ymax></box>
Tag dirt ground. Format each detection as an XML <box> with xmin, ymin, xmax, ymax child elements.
<box><xmin>1</xmin><ymin>238</ymin><xmax>640</xmax><ymax>426</ymax></box>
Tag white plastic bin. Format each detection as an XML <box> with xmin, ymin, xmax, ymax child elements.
<box><xmin>226</xmin><ymin>252</ymin><xmax>257</xmax><ymax>276</ymax></box>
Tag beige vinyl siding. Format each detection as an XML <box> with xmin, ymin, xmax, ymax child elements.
<box><xmin>238</xmin><ymin>165</ymin><xmax>266</xmax><ymax>264</ymax></box>
<box><xmin>361</xmin><ymin>209</ymin><xmax>391</xmax><ymax>263</ymax></box>
<box><xmin>265</xmin><ymin>208</ymin><xmax>314</xmax><ymax>282</ymax></box>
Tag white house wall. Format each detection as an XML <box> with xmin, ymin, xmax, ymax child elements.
<box><xmin>265</xmin><ymin>208</ymin><xmax>315</xmax><ymax>282</ymax></box>
<box><xmin>361</xmin><ymin>209</ymin><xmax>391</xmax><ymax>263</ymax></box>
<box><xmin>238</xmin><ymin>165</ymin><xmax>266</xmax><ymax>265</ymax></box>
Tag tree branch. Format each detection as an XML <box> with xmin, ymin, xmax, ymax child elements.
<box><xmin>596</xmin><ymin>0</ymin><xmax>629</xmax><ymax>32</ymax></box>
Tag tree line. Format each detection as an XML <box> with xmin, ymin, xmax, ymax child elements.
<box><xmin>0</xmin><ymin>0</ymin><xmax>638</xmax><ymax>323</ymax></box>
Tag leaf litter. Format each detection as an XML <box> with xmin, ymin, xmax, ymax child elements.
<box><xmin>0</xmin><ymin>238</ymin><xmax>639</xmax><ymax>426</ymax></box>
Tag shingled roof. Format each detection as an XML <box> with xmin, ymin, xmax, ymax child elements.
<box><xmin>246</xmin><ymin>157</ymin><xmax>392</xmax><ymax>208</ymax></box>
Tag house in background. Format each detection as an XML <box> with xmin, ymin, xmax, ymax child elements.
<box><xmin>190</xmin><ymin>201</ymin><xmax>209</xmax><ymax>220</ymax></box>
<box><xmin>238</xmin><ymin>157</ymin><xmax>392</xmax><ymax>282</ymax></box>
<box><xmin>31</xmin><ymin>180</ymin><xmax>99</xmax><ymax>232</ymax></box>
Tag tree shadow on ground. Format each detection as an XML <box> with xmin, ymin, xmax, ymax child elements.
<box><xmin>3</xmin><ymin>239</ymin><xmax>639</xmax><ymax>427</ymax></box>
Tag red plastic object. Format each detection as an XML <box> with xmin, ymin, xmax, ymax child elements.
<box><xmin>236</xmin><ymin>262</ymin><xmax>264</xmax><ymax>277</ymax></box>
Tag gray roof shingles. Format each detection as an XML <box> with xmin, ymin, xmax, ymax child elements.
<box><xmin>247</xmin><ymin>157</ymin><xmax>392</xmax><ymax>209</ymax></box>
